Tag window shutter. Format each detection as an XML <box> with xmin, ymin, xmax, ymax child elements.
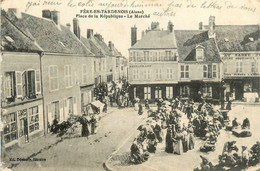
<box><xmin>16</xmin><ymin>71</ymin><xmax>23</xmax><ymax>98</ymax></box>
<box><xmin>22</xmin><ymin>71</ymin><xmax>28</xmax><ymax>98</ymax></box>
<box><xmin>35</xmin><ymin>70</ymin><xmax>41</xmax><ymax>94</ymax></box>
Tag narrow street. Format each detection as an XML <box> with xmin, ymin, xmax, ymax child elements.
<box><xmin>12</xmin><ymin>107</ymin><xmax>146</xmax><ymax>171</ymax></box>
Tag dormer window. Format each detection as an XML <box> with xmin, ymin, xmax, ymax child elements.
<box><xmin>196</xmin><ymin>45</ymin><xmax>204</xmax><ymax>61</ymax></box>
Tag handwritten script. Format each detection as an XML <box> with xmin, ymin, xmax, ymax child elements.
<box><xmin>25</xmin><ymin>0</ymin><xmax>257</xmax><ymax>16</ymax></box>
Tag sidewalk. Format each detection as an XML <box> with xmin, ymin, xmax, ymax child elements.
<box><xmin>2</xmin><ymin>107</ymin><xmax>117</xmax><ymax>170</ymax></box>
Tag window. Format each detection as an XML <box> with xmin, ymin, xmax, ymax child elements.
<box><xmin>213</xmin><ymin>64</ymin><xmax>217</xmax><ymax>77</ymax></box>
<box><xmin>5</xmin><ymin>72</ymin><xmax>15</xmax><ymax>99</ymax></box>
<box><xmin>65</xmin><ymin>65</ymin><xmax>72</xmax><ymax>88</ymax></box>
<box><xmin>166</xmin><ymin>86</ymin><xmax>173</xmax><ymax>99</ymax></box>
<box><xmin>144</xmin><ymin>87</ymin><xmax>151</xmax><ymax>99</ymax></box>
<box><xmin>167</xmin><ymin>68</ymin><xmax>173</xmax><ymax>79</ymax></box>
<box><xmin>165</xmin><ymin>51</ymin><xmax>171</xmax><ymax>61</ymax></box>
<box><xmin>180</xmin><ymin>85</ymin><xmax>190</xmax><ymax>97</ymax></box>
<box><xmin>251</xmin><ymin>61</ymin><xmax>258</xmax><ymax>73</ymax></box>
<box><xmin>82</xmin><ymin>65</ymin><xmax>87</xmax><ymax>84</ymax></box>
<box><xmin>16</xmin><ymin>71</ymin><xmax>22</xmax><ymax>98</ymax></box>
<box><xmin>235</xmin><ymin>61</ymin><xmax>243</xmax><ymax>73</ymax></box>
<box><xmin>29</xmin><ymin>106</ymin><xmax>39</xmax><ymax>133</ymax></box>
<box><xmin>52</xmin><ymin>101</ymin><xmax>60</xmax><ymax>122</ymax></box>
<box><xmin>156</xmin><ymin>69</ymin><xmax>162</xmax><ymax>80</ymax></box>
<box><xmin>155</xmin><ymin>87</ymin><xmax>162</xmax><ymax>99</ymax></box>
<box><xmin>18</xmin><ymin>109</ymin><xmax>27</xmax><ymax>137</ymax></box>
<box><xmin>94</xmin><ymin>61</ymin><xmax>96</xmax><ymax>72</ymax></box>
<box><xmin>203</xmin><ymin>65</ymin><xmax>208</xmax><ymax>78</ymax></box>
<box><xmin>103</xmin><ymin>61</ymin><xmax>105</xmax><ymax>71</ymax></box>
<box><xmin>144</xmin><ymin>51</ymin><xmax>149</xmax><ymax>61</ymax></box>
<box><xmin>196</xmin><ymin>48</ymin><xmax>204</xmax><ymax>61</ymax></box>
<box><xmin>133</xmin><ymin>52</ymin><xmax>136</xmax><ymax>62</ymax></box>
<box><xmin>133</xmin><ymin>69</ymin><xmax>139</xmax><ymax>80</ymax></box>
<box><xmin>68</xmin><ymin>97</ymin><xmax>73</xmax><ymax>115</ymax></box>
<box><xmin>203</xmin><ymin>85</ymin><xmax>212</xmax><ymax>98</ymax></box>
<box><xmin>3</xmin><ymin>113</ymin><xmax>17</xmax><ymax>144</ymax></box>
<box><xmin>153</xmin><ymin>52</ymin><xmax>157</xmax><ymax>61</ymax></box>
<box><xmin>180</xmin><ymin>65</ymin><xmax>189</xmax><ymax>78</ymax></box>
<box><xmin>144</xmin><ymin>69</ymin><xmax>151</xmax><ymax>80</ymax></box>
<box><xmin>49</xmin><ymin>66</ymin><xmax>58</xmax><ymax>91</ymax></box>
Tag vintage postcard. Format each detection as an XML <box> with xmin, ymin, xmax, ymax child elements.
<box><xmin>1</xmin><ymin>0</ymin><xmax>260</xmax><ymax>170</ymax></box>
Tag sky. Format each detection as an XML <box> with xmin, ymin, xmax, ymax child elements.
<box><xmin>2</xmin><ymin>0</ymin><xmax>260</xmax><ymax>57</ymax></box>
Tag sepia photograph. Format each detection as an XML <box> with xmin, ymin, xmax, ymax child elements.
<box><xmin>1</xmin><ymin>0</ymin><xmax>260</xmax><ymax>170</ymax></box>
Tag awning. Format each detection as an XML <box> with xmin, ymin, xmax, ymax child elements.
<box><xmin>91</xmin><ymin>101</ymin><xmax>105</xmax><ymax>112</ymax></box>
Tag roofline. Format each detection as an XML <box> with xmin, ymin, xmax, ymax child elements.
<box><xmin>43</xmin><ymin>52</ymin><xmax>96</xmax><ymax>57</ymax></box>
<box><xmin>219</xmin><ymin>51</ymin><xmax>260</xmax><ymax>54</ymax></box>
<box><xmin>129</xmin><ymin>48</ymin><xmax>178</xmax><ymax>50</ymax></box>
<box><xmin>1</xmin><ymin>51</ymin><xmax>42</xmax><ymax>55</ymax></box>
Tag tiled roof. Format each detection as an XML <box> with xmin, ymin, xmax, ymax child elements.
<box><xmin>1</xmin><ymin>14</ymin><xmax>42</xmax><ymax>52</ymax></box>
<box><xmin>4</xmin><ymin>10</ymin><xmax>93</xmax><ymax>55</ymax></box>
<box><xmin>175</xmin><ymin>30</ymin><xmax>221</xmax><ymax>62</ymax></box>
<box><xmin>130</xmin><ymin>30</ymin><xmax>177</xmax><ymax>49</ymax></box>
<box><xmin>91</xmin><ymin>36</ymin><xmax>111</xmax><ymax>56</ymax></box>
<box><xmin>213</xmin><ymin>25</ymin><xmax>259</xmax><ymax>52</ymax></box>
<box><xmin>80</xmin><ymin>36</ymin><xmax>104</xmax><ymax>56</ymax></box>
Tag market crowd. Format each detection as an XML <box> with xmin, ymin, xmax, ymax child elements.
<box><xmin>130</xmin><ymin>98</ymin><xmax>259</xmax><ymax>170</ymax></box>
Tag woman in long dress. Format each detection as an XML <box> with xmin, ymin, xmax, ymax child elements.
<box><xmin>165</xmin><ymin>128</ymin><xmax>174</xmax><ymax>153</ymax></box>
<box><xmin>174</xmin><ymin>128</ymin><xmax>183</xmax><ymax>155</ymax></box>
<box><xmin>187</xmin><ymin>123</ymin><xmax>195</xmax><ymax>150</ymax></box>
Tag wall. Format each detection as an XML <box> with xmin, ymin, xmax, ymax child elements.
<box><xmin>41</xmin><ymin>53</ymin><xmax>94</xmax><ymax>129</ymax></box>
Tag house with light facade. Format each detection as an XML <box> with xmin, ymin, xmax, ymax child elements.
<box><xmin>4</xmin><ymin>9</ymin><xmax>95</xmax><ymax>137</ymax></box>
<box><xmin>128</xmin><ymin>22</ymin><xmax>179</xmax><ymax>102</ymax></box>
<box><xmin>1</xmin><ymin>11</ymin><xmax>44</xmax><ymax>147</ymax></box>
<box><xmin>175</xmin><ymin>17</ymin><xmax>223</xmax><ymax>102</ymax></box>
<box><xmin>211</xmin><ymin>23</ymin><xmax>260</xmax><ymax>102</ymax></box>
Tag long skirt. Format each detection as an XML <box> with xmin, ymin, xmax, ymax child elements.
<box><xmin>188</xmin><ymin>133</ymin><xmax>195</xmax><ymax>150</ymax></box>
<box><xmin>174</xmin><ymin>140</ymin><xmax>183</xmax><ymax>155</ymax></box>
<box><xmin>81</xmin><ymin>124</ymin><xmax>89</xmax><ymax>137</ymax></box>
<box><xmin>134</xmin><ymin>103</ymin><xmax>139</xmax><ymax>111</ymax></box>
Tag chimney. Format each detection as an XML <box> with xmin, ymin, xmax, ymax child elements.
<box><xmin>108</xmin><ymin>41</ymin><xmax>113</xmax><ymax>50</ymax></box>
<box><xmin>42</xmin><ymin>10</ymin><xmax>52</xmax><ymax>19</ymax></box>
<box><xmin>94</xmin><ymin>34</ymin><xmax>102</xmax><ymax>41</ymax></box>
<box><xmin>8</xmin><ymin>8</ymin><xmax>22</xmax><ymax>18</ymax></box>
<box><xmin>87</xmin><ymin>29</ymin><xmax>93</xmax><ymax>39</ymax></box>
<box><xmin>73</xmin><ymin>18</ymin><xmax>81</xmax><ymax>39</ymax></box>
<box><xmin>131</xmin><ymin>25</ymin><xmax>137</xmax><ymax>46</ymax></box>
<box><xmin>51</xmin><ymin>10</ymin><xmax>60</xmax><ymax>25</ymax></box>
<box><xmin>167</xmin><ymin>21</ymin><xmax>174</xmax><ymax>32</ymax></box>
<box><xmin>208</xmin><ymin>16</ymin><xmax>215</xmax><ymax>38</ymax></box>
<box><xmin>66</xmin><ymin>23</ymin><xmax>71</xmax><ymax>31</ymax></box>
<box><xmin>199</xmin><ymin>22</ymin><xmax>203</xmax><ymax>30</ymax></box>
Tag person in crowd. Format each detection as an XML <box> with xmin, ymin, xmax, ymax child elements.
<box><xmin>90</xmin><ymin>114</ymin><xmax>97</xmax><ymax>134</ymax></box>
<box><xmin>182</xmin><ymin>125</ymin><xmax>189</xmax><ymax>153</ymax></box>
<box><xmin>226</xmin><ymin>100</ymin><xmax>232</xmax><ymax>110</ymax></box>
<box><xmin>81</xmin><ymin>114</ymin><xmax>90</xmax><ymax>137</ymax></box>
<box><xmin>174</xmin><ymin>127</ymin><xmax>183</xmax><ymax>155</ymax></box>
<box><xmin>145</xmin><ymin>99</ymin><xmax>150</xmax><ymax>110</ymax></box>
<box><xmin>154</xmin><ymin>118</ymin><xmax>163</xmax><ymax>143</ymax></box>
<box><xmin>51</xmin><ymin>115</ymin><xmax>59</xmax><ymax>133</ymax></box>
<box><xmin>165</xmin><ymin>127</ymin><xmax>175</xmax><ymax>153</ymax></box>
<box><xmin>138</xmin><ymin>102</ymin><xmax>143</xmax><ymax>115</ymax></box>
<box><xmin>241</xmin><ymin>146</ymin><xmax>251</xmax><ymax>168</ymax></box>
<box><xmin>146</xmin><ymin>130</ymin><xmax>157</xmax><ymax>153</ymax></box>
<box><xmin>200</xmin><ymin>155</ymin><xmax>213</xmax><ymax>171</ymax></box>
<box><xmin>242</xmin><ymin>118</ymin><xmax>250</xmax><ymax>129</ymax></box>
<box><xmin>187</xmin><ymin>123</ymin><xmax>195</xmax><ymax>150</ymax></box>
<box><xmin>232</xmin><ymin>117</ymin><xmax>239</xmax><ymax>128</ymax></box>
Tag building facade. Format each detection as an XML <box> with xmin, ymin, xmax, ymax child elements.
<box><xmin>128</xmin><ymin>22</ymin><xmax>179</xmax><ymax>102</ymax></box>
<box><xmin>1</xmin><ymin>12</ymin><xmax>44</xmax><ymax>147</ymax></box>
<box><xmin>175</xmin><ymin>28</ymin><xmax>222</xmax><ymax>102</ymax></box>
